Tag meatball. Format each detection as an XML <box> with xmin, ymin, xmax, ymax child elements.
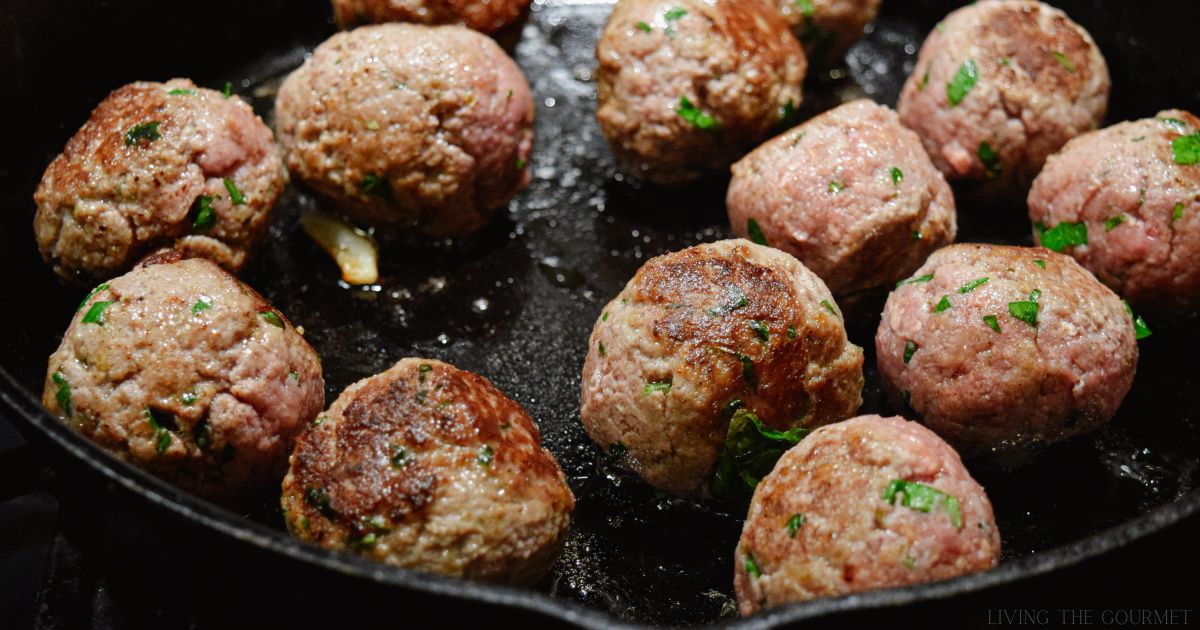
<box><xmin>33</xmin><ymin>79</ymin><xmax>286</xmax><ymax>283</ymax></box>
<box><xmin>727</xmin><ymin>99</ymin><xmax>957</xmax><ymax>297</ymax></box>
<box><xmin>776</xmin><ymin>0</ymin><xmax>882</xmax><ymax>65</ymax></box>
<box><xmin>580</xmin><ymin>239</ymin><xmax>864</xmax><ymax>495</ymax></box>
<box><xmin>876</xmin><ymin>244</ymin><xmax>1138</xmax><ymax>456</ymax></box>
<box><xmin>595</xmin><ymin>0</ymin><xmax>807</xmax><ymax>186</ymax></box>
<box><xmin>734</xmin><ymin>415</ymin><xmax>1000</xmax><ymax>614</ymax></box>
<box><xmin>331</xmin><ymin>0</ymin><xmax>529</xmax><ymax>34</ymax></box>
<box><xmin>1028</xmin><ymin>110</ymin><xmax>1200</xmax><ymax>319</ymax></box>
<box><xmin>281</xmin><ymin>359</ymin><xmax>574</xmax><ymax>584</ymax></box>
<box><xmin>897</xmin><ymin>0</ymin><xmax>1109</xmax><ymax>185</ymax></box>
<box><xmin>42</xmin><ymin>253</ymin><xmax>324</xmax><ymax>505</ymax></box>
<box><xmin>275</xmin><ymin>24</ymin><xmax>534</xmax><ymax>236</ymax></box>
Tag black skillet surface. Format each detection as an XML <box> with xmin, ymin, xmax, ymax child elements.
<box><xmin>1</xmin><ymin>0</ymin><xmax>1199</xmax><ymax>627</ymax></box>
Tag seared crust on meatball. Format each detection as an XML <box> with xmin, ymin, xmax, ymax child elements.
<box><xmin>897</xmin><ymin>0</ymin><xmax>1109</xmax><ymax>184</ymax></box>
<box><xmin>596</xmin><ymin>0</ymin><xmax>807</xmax><ymax>186</ymax></box>
<box><xmin>728</xmin><ymin>99</ymin><xmax>956</xmax><ymax>296</ymax></box>
<box><xmin>281</xmin><ymin>359</ymin><xmax>574</xmax><ymax>584</ymax></box>
<box><xmin>42</xmin><ymin>254</ymin><xmax>324</xmax><ymax>505</ymax></box>
<box><xmin>332</xmin><ymin>0</ymin><xmax>530</xmax><ymax>34</ymax></box>
<box><xmin>876</xmin><ymin>244</ymin><xmax>1138</xmax><ymax>455</ymax></box>
<box><xmin>734</xmin><ymin>415</ymin><xmax>1000</xmax><ymax>614</ymax></box>
<box><xmin>1028</xmin><ymin>110</ymin><xmax>1200</xmax><ymax>319</ymax></box>
<box><xmin>580</xmin><ymin>240</ymin><xmax>863</xmax><ymax>495</ymax></box>
<box><xmin>33</xmin><ymin>79</ymin><xmax>286</xmax><ymax>283</ymax></box>
<box><xmin>275</xmin><ymin>24</ymin><xmax>534</xmax><ymax>236</ymax></box>
<box><xmin>777</xmin><ymin>0</ymin><xmax>882</xmax><ymax>64</ymax></box>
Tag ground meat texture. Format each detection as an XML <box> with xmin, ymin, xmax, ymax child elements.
<box><xmin>580</xmin><ymin>239</ymin><xmax>864</xmax><ymax>495</ymax></box>
<box><xmin>734</xmin><ymin>415</ymin><xmax>1000</xmax><ymax>614</ymax></box>
<box><xmin>876</xmin><ymin>244</ymin><xmax>1138</xmax><ymax>456</ymax></box>
<box><xmin>896</xmin><ymin>0</ymin><xmax>1109</xmax><ymax>185</ymax></box>
<box><xmin>1028</xmin><ymin>110</ymin><xmax>1200</xmax><ymax>320</ymax></box>
<box><xmin>281</xmin><ymin>359</ymin><xmax>574</xmax><ymax>584</ymax></box>
<box><xmin>727</xmin><ymin>99</ymin><xmax>956</xmax><ymax>297</ymax></box>
<box><xmin>332</xmin><ymin>0</ymin><xmax>529</xmax><ymax>33</ymax></box>
<box><xmin>776</xmin><ymin>0</ymin><xmax>882</xmax><ymax>65</ymax></box>
<box><xmin>42</xmin><ymin>254</ymin><xmax>324</xmax><ymax>506</ymax></box>
<box><xmin>275</xmin><ymin>24</ymin><xmax>533</xmax><ymax>236</ymax></box>
<box><xmin>33</xmin><ymin>79</ymin><xmax>286</xmax><ymax>284</ymax></box>
<box><xmin>595</xmin><ymin>0</ymin><xmax>807</xmax><ymax>186</ymax></box>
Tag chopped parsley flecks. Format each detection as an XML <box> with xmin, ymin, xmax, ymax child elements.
<box><xmin>222</xmin><ymin>178</ymin><xmax>246</xmax><ymax>205</ymax></box>
<box><xmin>644</xmin><ymin>380</ymin><xmax>672</xmax><ymax>395</ymax></box>
<box><xmin>602</xmin><ymin>311</ymin><xmax>609</xmax><ymax>322</ymax></box>
<box><xmin>359</xmin><ymin>173</ymin><xmax>393</xmax><ymax>200</ymax></box>
<box><xmin>897</xmin><ymin>273</ymin><xmax>934</xmax><ymax>288</ymax></box>
<box><xmin>390</xmin><ymin>445</ymin><xmax>411</xmax><ymax>468</ymax></box>
<box><xmin>749</xmin><ymin>320</ymin><xmax>770</xmax><ymax>342</ymax></box>
<box><xmin>978</xmin><ymin>141</ymin><xmax>1001</xmax><ymax>179</ymax></box>
<box><xmin>1052</xmin><ymin>51</ymin><xmax>1076</xmax><ymax>73</ymax></box>
<box><xmin>745</xmin><ymin>551</ymin><xmax>762</xmax><ymax>578</ymax></box>
<box><xmin>1161</xmin><ymin>117</ymin><xmax>1189</xmax><ymax>133</ymax></box>
<box><xmin>786</xmin><ymin>325</ymin><xmax>797</xmax><ymax>339</ymax></box>
<box><xmin>664</xmin><ymin>7</ymin><xmax>687</xmax><ymax>21</ymax></box>
<box><xmin>779</xmin><ymin>99</ymin><xmax>797</xmax><ymax>126</ymax></box>
<box><xmin>304</xmin><ymin>487</ymin><xmax>336</xmax><ymax>518</ymax></box>
<box><xmin>477</xmin><ymin>444</ymin><xmax>494</xmax><ymax>467</ymax></box>
<box><xmin>193</xmin><ymin>418</ymin><xmax>211</xmax><ymax>449</ymax></box>
<box><xmin>1008</xmin><ymin>289</ymin><xmax>1041</xmax><ymax>328</ymax></box>
<box><xmin>711</xmin><ymin>408</ymin><xmax>807</xmax><ymax>501</ymax></box>
<box><xmin>77</xmin><ymin>283</ymin><xmax>109</xmax><ymax>312</ymax></box>
<box><xmin>52</xmin><ymin>371</ymin><xmax>72</xmax><ymax>418</ymax></box>
<box><xmin>883</xmin><ymin>479</ymin><xmax>963</xmax><ymax>528</ymax></box>
<box><xmin>820</xmin><ymin>299</ymin><xmax>839</xmax><ymax>318</ymax></box>
<box><xmin>191</xmin><ymin>195</ymin><xmax>216</xmax><ymax>231</ymax></box>
<box><xmin>676</xmin><ymin>96</ymin><xmax>720</xmax><ymax>131</ymax></box>
<box><xmin>1105</xmin><ymin>215</ymin><xmax>1126</xmax><ymax>232</ymax></box>
<box><xmin>223</xmin><ymin>81</ymin><xmax>233</xmax><ymax>98</ymax></box>
<box><xmin>903</xmin><ymin>340</ymin><xmax>918</xmax><ymax>364</ymax></box>
<box><xmin>598</xmin><ymin>341</ymin><xmax>606</xmax><ymax>356</ymax></box>
<box><xmin>958</xmin><ymin>277</ymin><xmax>989</xmax><ymax>294</ymax></box>
<box><xmin>635</xmin><ymin>21</ymin><xmax>652</xmax><ymax>33</ymax></box>
<box><xmin>786</xmin><ymin>513</ymin><xmax>806</xmax><ymax>537</ymax></box>
<box><xmin>145</xmin><ymin>408</ymin><xmax>172</xmax><ymax>454</ymax></box>
<box><xmin>890</xmin><ymin>166</ymin><xmax>904</xmax><ymax>186</ymax></box>
<box><xmin>1033</xmin><ymin>259</ymin><xmax>1046</xmax><ymax>269</ymax></box>
<box><xmin>1172</xmin><ymin>133</ymin><xmax>1200</xmax><ymax>165</ymax></box>
<box><xmin>82</xmin><ymin>301</ymin><xmax>113</xmax><ymax>325</ymax></box>
<box><xmin>912</xmin><ymin>229</ymin><xmax>923</xmax><ymax>242</ymax></box>
<box><xmin>983</xmin><ymin>315</ymin><xmax>1001</xmax><ymax>333</ymax></box>
<box><xmin>1173</xmin><ymin>202</ymin><xmax>1186</xmax><ymax>225</ymax></box>
<box><xmin>747</xmin><ymin>218</ymin><xmax>769</xmax><ymax>246</ymax></box>
<box><xmin>191</xmin><ymin>296</ymin><xmax>212</xmax><ymax>315</ymax></box>
<box><xmin>289</xmin><ymin>370</ymin><xmax>299</xmax><ymax>382</ymax></box>
<box><xmin>419</xmin><ymin>363</ymin><xmax>433</xmax><ymax>382</ymax></box>
<box><xmin>258</xmin><ymin>310</ymin><xmax>285</xmax><ymax>328</ymax></box>
<box><xmin>918</xmin><ymin>69</ymin><xmax>930</xmax><ymax>91</ymax></box>
<box><xmin>934</xmin><ymin>295</ymin><xmax>952</xmax><ymax>313</ymax></box>
<box><xmin>708</xmin><ymin>285</ymin><xmax>748</xmax><ymax>316</ymax></box>
<box><xmin>181</xmin><ymin>392</ymin><xmax>197</xmax><ymax>405</ymax></box>
<box><xmin>946</xmin><ymin>59</ymin><xmax>978</xmax><ymax>106</ymax></box>
<box><xmin>795</xmin><ymin>0</ymin><xmax>815</xmax><ymax>15</ymax></box>
<box><xmin>828</xmin><ymin>180</ymin><xmax>845</xmax><ymax>193</ymax></box>
<box><xmin>516</xmin><ymin>155</ymin><xmax>527</xmax><ymax>170</ymax></box>
<box><xmin>1124</xmin><ymin>300</ymin><xmax>1152</xmax><ymax>340</ymax></box>
<box><xmin>167</xmin><ymin>88</ymin><xmax>196</xmax><ymax>96</ymax></box>
<box><xmin>1035</xmin><ymin>221</ymin><xmax>1088</xmax><ymax>252</ymax></box>
<box><xmin>124</xmin><ymin>121</ymin><xmax>161</xmax><ymax>146</ymax></box>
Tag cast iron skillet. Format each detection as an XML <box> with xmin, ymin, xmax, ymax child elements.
<box><xmin>2</xmin><ymin>0</ymin><xmax>1198</xmax><ymax>627</ymax></box>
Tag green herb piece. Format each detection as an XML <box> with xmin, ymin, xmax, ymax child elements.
<box><xmin>478</xmin><ymin>444</ymin><xmax>494</xmax><ymax>466</ymax></box>
<box><xmin>897</xmin><ymin>273</ymin><xmax>934</xmax><ymax>287</ymax></box>
<box><xmin>390</xmin><ymin>445</ymin><xmax>410</xmax><ymax>468</ymax></box>
<box><xmin>222</xmin><ymin>178</ymin><xmax>245</xmax><ymax>205</ymax></box>
<box><xmin>644</xmin><ymin>380</ymin><xmax>672</xmax><ymax>395</ymax></box>
<box><xmin>1033</xmin><ymin>259</ymin><xmax>1046</xmax><ymax>269</ymax></box>
<box><xmin>795</xmin><ymin>0</ymin><xmax>815</xmax><ymax>15</ymax></box>
<box><xmin>664</xmin><ymin>7</ymin><xmax>687</xmax><ymax>20</ymax></box>
<box><xmin>124</xmin><ymin>121</ymin><xmax>161</xmax><ymax>146</ymax></box>
<box><xmin>635</xmin><ymin>21</ymin><xmax>652</xmax><ymax>32</ymax></box>
<box><xmin>820</xmin><ymin>299</ymin><xmax>839</xmax><ymax>318</ymax></box>
<box><xmin>903</xmin><ymin>340</ymin><xmax>917</xmax><ymax>364</ymax></box>
<box><xmin>1161</xmin><ymin>117</ymin><xmax>1189</xmax><ymax>133</ymax></box>
<box><xmin>223</xmin><ymin>81</ymin><xmax>232</xmax><ymax>98</ymax></box>
<box><xmin>828</xmin><ymin>181</ymin><xmax>844</xmax><ymax>193</ymax></box>
<box><xmin>676</xmin><ymin>96</ymin><xmax>720</xmax><ymax>131</ymax></box>
<box><xmin>1105</xmin><ymin>215</ymin><xmax>1126</xmax><ymax>231</ymax></box>
<box><xmin>77</xmin><ymin>283</ymin><xmax>110</xmax><ymax>311</ymax></box>
<box><xmin>602</xmin><ymin>311</ymin><xmax>609</xmax><ymax>322</ymax></box>
<box><xmin>419</xmin><ymin>363</ymin><xmax>433</xmax><ymax>382</ymax></box>
<box><xmin>1008</xmin><ymin>289</ymin><xmax>1041</xmax><ymax>328</ymax></box>
<box><xmin>1051</xmin><ymin>51</ymin><xmax>1076</xmax><ymax>72</ymax></box>
<box><xmin>711</xmin><ymin>408</ymin><xmax>807</xmax><ymax>502</ymax></box>
<box><xmin>598</xmin><ymin>341</ymin><xmax>606</xmax><ymax>356</ymax></box>
<box><xmin>708</xmin><ymin>285</ymin><xmax>748</xmax><ymax>316</ymax></box>
<box><xmin>786</xmin><ymin>325</ymin><xmax>797</xmax><ymax>339</ymax></box>
<box><xmin>883</xmin><ymin>479</ymin><xmax>963</xmax><ymax>528</ymax></box>
<box><xmin>1035</xmin><ymin>221</ymin><xmax>1088</xmax><ymax>252</ymax></box>
<box><xmin>304</xmin><ymin>487</ymin><xmax>337</xmax><ymax>518</ymax></box>
<box><xmin>1172</xmin><ymin>202</ymin><xmax>1186</xmax><ymax>224</ymax></box>
<box><xmin>745</xmin><ymin>551</ymin><xmax>762</xmax><ymax>578</ymax></box>
<box><xmin>193</xmin><ymin>418</ymin><xmax>211</xmax><ymax>449</ymax></box>
<box><xmin>747</xmin><ymin>218</ymin><xmax>769</xmax><ymax>246</ymax></box>
<box><xmin>912</xmin><ymin>229</ymin><xmax>923</xmax><ymax>242</ymax></box>
<box><xmin>946</xmin><ymin>59</ymin><xmax>978</xmax><ymax>106</ymax></box>
<box><xmin>192</xmin><ymin>296</ymin><xmax>212</xmax><ymax>315</ymax></box>
<box><xmin>52</xmin><ymin>371</ymin><xmax>72</xmax><ymax>418</ymax></box>
<box><xmin>145</xmin><ymin>408</ymin><xmax>173</xmax><ymax>454</ymax></box>
<box><xmin>786</xmin><ymin>513</ymin><xmax>805</xmax><ymax>537</ymax></box>
<box><xmin>167</xmin><ymin>88</ymin><xmax>196</xmax><ymax>95</ymax></box>
<box><xmin>258</xmin><ymin>310</ymin><xmax>284</xmax><ymax>328</ymax></box>
<box><xmin>749</xmin><ymin>320</ymin><xmax>770</xmax><ymax>342</ymax></box>
<box><xmin>958</xmin><ymin>277</ymin><xmax>989</xmax><ymax>294</ymax></box>
<box><xmin>890</xmin><ymin>166</ymin><xmax>904</xmax><ymax>185</ymax></box>
<box><xmin>983</xmin><ymin>315</ymin><xmax>1001</xmax><ymax>333</ymax></box>
<box><xmin>778</xmin><ymin>99</ymin><xmax>797</xmax><ymax>126</ymax></box>
<box><xmin>312</xmin><ymin>416</ymin><xmax>326</xmax><ymax>427</ymax></box>
<box><xmin>82</xmin><ymin>301</ymin><xmax>112</xmax><ymax>325</ymax></box>
<box><xmin>998</xmin><ymin>57</ymin><xmax>1011</xmax><ymax>66</ymax></box>
<box><xmin>190</xmin><ymin>195</ymin><xmax>216</xmax><ymax>231</ymax></box>
<box><xmin>934</xmin><ymin>295</ymin><xmax>952</xmax><ymax>313</ymax></box>
<box><xmin>918</xmin><ymin>69</ymin><xmax>930</xmax><ymax>91</ymax></box>
<box><xmin>289</xmin><ymin>370</ymin><xmax>299</xmax><ymax>382</ymax></box>
<box><xmin>1124</xmin><ymin>301</ymin><xmax>1152</xmax><ymax>340</ymax></box>
<box><xmin>515</xmin><ymin>155</ymin><xmax>526</xmax><ymax>170</ymax></box>
<box><xmin>978</xmin><ymin>141</ymin><xmax>1001</xmax><ymax>179</ymax></box>
<box><xmin>358</xmin><ymin>173</ymin><xmax>393</xmax><ymax>200</ymax></box>
<box><xmin>1172</xmin><ymin>133</ymin><xmax>1200</xmax><ymax>165</ymax></box>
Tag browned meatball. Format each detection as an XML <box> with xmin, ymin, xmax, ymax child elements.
<box><xmin>728</xmin><ymin>99</ymin><xmax>956</xmax><ymax>297</ymax></box>
<box><xmin>332</xmin><ymin>0</ymin><xmax>529</xmax><ymax>33</ymax></box>
<box><xmin>777</xmin><ymin>0</ymin><xmax>882</xmax><ymax>65</ymax></box>
<box><xmin>43</xmin><ymin>253</ymin><xmax>324</xmax><ymax>506</ymax></box>
<box><xmin>33</xmin><ymin>79</ymin><xmax>286</xmax><ymax>283</ymax></box>
<box><xmin>1028</xmin><ymin>110</ymin><xmax>1200</xmax><ymax>320</ymax></box>
<box><xmin>281</xmin><ymin>359</ymin><xmax>574</xmax><ymax>584</ymax></box>
<box><xmin>897</xmin><ymin>0</ymin><xmax>1109</xmax><ymax>185</ymax></box>
<box><xmin>734</xmin><ymin>415</ymin><xmax>1000</xmax><ymax>614</ymax></box>
<box><xmin>876</xmin><ymin>244</ymin><xmax>1138</xmax><ymax>456</ymax></box>
<box><xmin>275</xmin><ymin>24</ymin><xmax>534</xmax><ymax>236</ymax></box>
<box><xmin>580</xmin><ymin>239</ymin><xmax>864</xmax><ymax>495</ymax></box>
<box><xmin>596</xmin><ymin>0</ymin><xmax>807</xmax><ymax>186</ymax></box>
